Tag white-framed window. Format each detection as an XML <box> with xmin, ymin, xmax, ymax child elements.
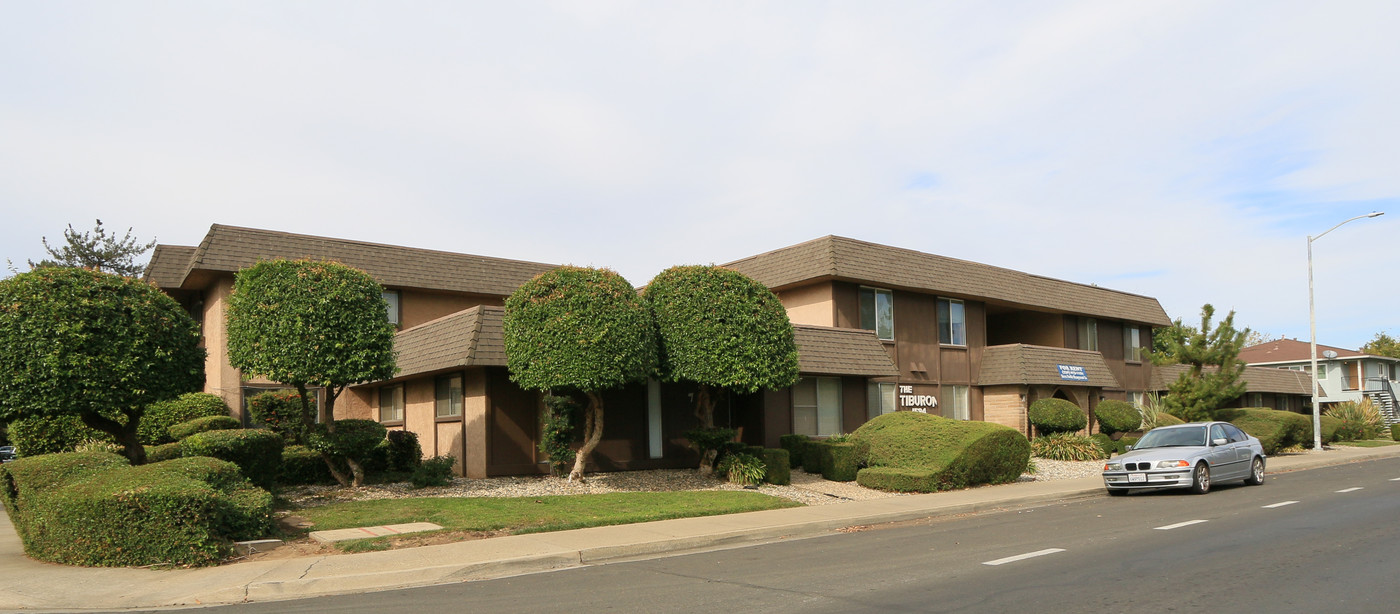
<box><xmin>946</xmin><ymin>385</ymin><xmax>970</xmax><ymax>420</ymax></box>
<box><xmin>383</xmin><ymin>290</ymin><xmax>402</xmax><ymax>326</ymax></box>
<box><xmin>859</xmin><ymin>287</ymin><xmax>894</xmax><ymax>341</ymax></box>
<box><xmin>1124</xmin><ymin>325</ymin><xmax>1143</xmax><ymax>362</ymax></box>
<box><xmin>794</xmin><ymin>377</ymin><xmax>842</xmax><ymax>437</ymax></box>
<box><xmin>867</xmin><ymin>382</ymin><xmax>896</xmax><ymax>421</ymax></box>
<box><xmin>1079</xmin><ymin>317</ymin><xmax>1098</xmax><ymax>351</ymax></box>
<box><xmin>435</xmin><ymin>374</ymin><xmax>463</xmax><ymax>418</ymax></box>
<box><xmin>1128</xmin><ymin>391</ymin><xmax>1144</xmax><ymax>408</ymax></box>
<box><xmin>938</xmin><ymin>298</ymin><xmax>966</xmax><ymax>346</ymax></box>
<box><xmin>379</xmin><ymin>384</ymin><xmax>404</xmax><ymax>422</ymax></box>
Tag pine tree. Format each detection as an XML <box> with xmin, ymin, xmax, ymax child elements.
<box><xmin>30</xmin><ymin>219</ymin><xmax>156</xmax><ymax>277</ymax></box>
<box><xmin>1160</xmin><ymin>304</ymin><xmax>1250</xmax><ymax>422</ymax></box>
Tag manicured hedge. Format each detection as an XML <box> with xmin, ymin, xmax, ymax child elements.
<box><xmin>306</xmin><ymin>419</ymin><xmax>387</xmax><ymax>465</ymax></box>
<box><xmin>1154</xmin><ymin>413</ymin><xmax>1186</xmax><ymax>427</ymax></box>
<box><xmin>822</xmin><ymin>442</ymin><xmax>863</xmax><ymax>482</ymax></box>
<box><xmin>850</xmin><ymin>412</ymin><xmax>1029</xmax><ymax>492</ymax></box>
<box><xmin>1392</xmin><ymin>423</ymin><xmax>1400</xmax><ymax>442</ymax></box>
<box><xmin>1</xmin><ymin>453</ymin><xmax>271</xmax><ymax>567</ymax></box>
<box><xmin>1319</xmin><ymin>415</ymin><xmax>1343</xmax><ymax>444</ymax></box>
<box><xmin>6</xmin><ymin>414</ymin><xmax>109</xmax><ymax>456</ymax></box>
<box><xmin>140</xmin><ymin>393</ymin><xmax>232</xmax><ymax>445</ymax></box>
<box><xmin>385</xmin><ymin>430</ymin><xmax>423</xmax><ymax>472</ymax></box>
<box><xmin>279</xmin><ymin>444</ymin><xmax>336</xmax><ymax>485</ymax></box>
<box><xmin>1211</xmin><ymin>408</ymin><xmax>1310</xmax><ymax>455</ymax></box>
<box><xmin>1028</xmin><ymin>399</ymin><xmax>1086</xmax><ymax>435</ymax></box>
<box><xmin>169</xmin><ymin>415</ymin><xmax>241</xmax><ymax>441</ymax></box>
<box><xmin>803</xmin><ymin>439</ymin><xmax>826</xmax><ymax>474</ymax></box>
<box><xmin>179</xmin><ymin>429</ymin><xmax>284</xmax><ymax>489</ymax></box>
<box><xmin>780</xmin><ymin>434</ymin><xmax>808</xmax><ymax>469</ymax></box>
<box><xmin>1093</xmin><ymin>400</ymin><xmax>1141</xmax><ymax>437</ymax></box>
<box><xmin>145</xmin><ymin>442</ymin><xmax>184</xmax><ymax>463</ymax></box>
<box><xmin>760</xmin><ymin>448</ymin><xmax>791</xmax><ymax>485</ymax></box>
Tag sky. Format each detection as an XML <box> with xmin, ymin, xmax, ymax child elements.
<box><xmin>2</xmin><ymin>1</ymin><xmax>1397</xmax><ymax>350</ymax></box>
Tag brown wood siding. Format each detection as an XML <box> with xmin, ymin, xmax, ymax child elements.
<box><xmin>893</xmin><ymin>291</ymin><xmax>937</xmax><ymax>382</ymax></box>
<box><xmin>399</xmin><ymin>289</ymin><xmax>500</xmax><ymax>330</ymax></box>
<box><xmin>832</xmin><ymin>282</ymin><xmax>861</xmax><ymax>329</ymax></box>
<box><xmin>987</xmin><ymin>311</ymin><xmax>1063</xmax><ymax>347</ymax></box>
<box><xmin>841</xmin><ymin>376</ymin><xmax>869</xmax><ymax>433</ymax></box>
<box><xmin>486</xmin><ymin>368</ymin><xmax>539</xmax><ymax>475</ymax></box>
<box><xmin>762</xmin><ymin>388</ymin><xmax>791</xmax><ymax>448</ymax></box>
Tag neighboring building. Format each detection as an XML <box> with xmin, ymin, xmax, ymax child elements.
<box><xmin>1239</xmin><ymin>338</ymin><xmax>1400</xmax><ymax>423</ymax></box>
<box><xmin>1148</xmin><ymin>363</ymin><xmax>1313</xmax><ymax>413</ymax></box>
<box><xmin>147</xmin><ymin>227</ymin><xmax>1183</xmax><ymax>477</ymax></box>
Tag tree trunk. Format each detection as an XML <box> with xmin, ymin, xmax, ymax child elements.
<box><xmin>302</xmin><ymin>383</ymin><xmax>356</xmax><ymax>487</ymax></box>
<box><xmin>81</xmin><ymin>410</ymin><xmax>147</xmax><ymax>465</ymax></box>
<box><xmin>568</xmin><ymin>392</ymin><xmax>605</xmax><ymax>483</ymax></box>
<box><xmin>346</xmin><ymin>456</ymin><xmax>366</xmax><ymax>487</ymax></box>
<box><xmin>695</xmin><ymin>384</ymin><xmax>716</xmax><ymax>428</ymax></box>
<box><xmin>320</xmin><ymin>452</ymin><xmax>353</xmax><ymax>487</ymax></box>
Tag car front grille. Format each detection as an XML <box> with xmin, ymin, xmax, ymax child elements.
<box><xmin>1124</xmin><ymin>462</ymin><xmax>1152</xmax><ymax>471</ymax></box>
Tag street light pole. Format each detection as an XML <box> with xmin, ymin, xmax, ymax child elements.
<box><xmin>1309</xmin><ymin>211</ymin><xmax>1384</xmax><ymax>451</ymax></box>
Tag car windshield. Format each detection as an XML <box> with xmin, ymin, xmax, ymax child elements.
<box><xmin>1135</xmin><ymin>425</ymin><xmax>1207</xmax><ymax>449</ymax></box>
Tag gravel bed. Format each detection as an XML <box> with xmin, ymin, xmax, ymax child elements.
<box><xmin>283</xmin><ymin>458</ymin><xmax>1104</xmax><ymax>509</ymax></box>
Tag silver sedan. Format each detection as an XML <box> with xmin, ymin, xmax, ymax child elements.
<box><xmin>1102</xmin><ymin>421</ymin><xmax>1266</xmax><ymax>495</ymax></box>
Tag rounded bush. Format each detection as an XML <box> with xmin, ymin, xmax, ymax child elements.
<box><xmin>411</xmin><ymin>455</ymin><xmax>456</xmax><ymax>488</ymax></box>
<box><xmin>1089</xmin><ymin>433</ymin><xmax>1128</xmax><ymax>457</ymax></box>
<box><xmin>1209</xmin><ymin>408</ymin><xmax>1310</xmax><ymax>454</ymax></box>
<box><xmin>307</xmin><ymin>419</ymin><xmax>387</xmax><ymax>462</ymax></box>
<box><xmin>1032</xmin><ymin>433</ymin><xmax>1108</xmax><ymax>461</ymax></box>
<box><xmin>140</xmin><ymin>393</ymin><xmax>231</xmax><ymax>445</ymax></box>
<box><xmin>278</xmin><ymin>445</ymin><xmax>335</xmax><ymax>485</ymax></box>
<box><xmin>7</xmin><ymin>414</ymin><xmax>110</xmax><ymax>456</ymax></box>
<box><xmin>1093</xmin><ymin>400</ymin><xmax>1141</xmax><ymax>437</ymax></box>
<box><xmin>1028</xmin><ymin>399</ymin><xmax>1087</xmax><ymax>435</ymax></box>
<box><xmin>385</xmin><ymin>430</ymin><xmax>422</xmax><ymax>472</ymax></box>
<box><xmin>169</xmin><ymin>415</ymin><xmax>241</xmax><ymax>441</ymax></box>
<box><xmin>850</xmin><ymin>412</ymin><xmax>1029</xmax><ymax>492</ymax></box>
<box><xmin>179</xmin><ymin>429</ymin><xmax>285</xmax><ymax>489</ymax></box>
<box><xmin>246</xmin><ymin>390</ymin><xmax>313</xmax><ymax>444</ymax></box>
<box><xmin>1154</xmin><ymin>413</ymin><xmax>1186</xmax><ymax>427</ymax></box>
<box><xmin>144</xmin><ymin>442</ymin><xmax>184</xmax><ymax>463</ymax></box>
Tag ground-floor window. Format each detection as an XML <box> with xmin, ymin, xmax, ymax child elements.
<box><xmin>794</xmin><ymin>377</ymin><xmax>842</xmax><ymax>437</ymax></box>
<box><xmin>1278</xmin><ymin>395</ymin><xmax>1292</xmax><ymax>412</ymax></box>
<box><xmin>379</xmin><ymin>384</ymin><xmax>404</xmax><ymax>422</ymax></box>
<box><xmin>946</xmin><ymin>385</ymin><xmax>970</xmax><ymax>420</ymax></box>
<box><xmin>867</xmin><ymin>382</ymin><xmax>896</xmax><ymax>421</ymax></box>
<box><xmin>1248</xmin><ymin>392</ymin><xmax>1263</xmax><ymax>407</ymax></box>
<box><xmin>1127</xmin><ymin>391</ymin><xmax>1144</xmax><ymax>408</ymax></box>
<box><xmin>436</xmin><ymin>374</ymin><xmax>464</xmax><ymax>418</ymax></box>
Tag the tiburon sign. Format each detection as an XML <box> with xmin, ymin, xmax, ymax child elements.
<box><xmin>898</xmin><ymin>385</ymin><xmax>939</xmax><ymax>413</ymax></box>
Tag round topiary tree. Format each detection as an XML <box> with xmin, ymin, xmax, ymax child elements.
<box><xmin>140</xmin><ymin>392</ymin><xmax>232</xmax><ymax>445</ymax></box>
<box><xmin>225</xmin><ymin>259</ymin><xmax>397</xmax><ymax>487</ymax></box>
<box><xmin>1093</xmin><ymin>399</ymin><xmax>1142</xmax><ymax>440</ymax></box>
<box><xmin>504</xmin><ymin>266</ymin><xmax>656</xmax><ymax>482</ymax></box>
<box><xmin>1028</xmin><ymin>398</ymin><xmax>1087</xmax><ymax>436</ymax></box>
<box><xmin>246</xmin><ymin>390</ymin><xmax>313</xmax><ymax>444</ymax></box>
<box><xmin>643</xmin><ymin>265</ymin><xmax>800</xmax><ymax>429</ymax></box>
<box><xmin>0</xmin><ymin>267</ymin><xmax>205</xmax><ymax>464</ymax></box>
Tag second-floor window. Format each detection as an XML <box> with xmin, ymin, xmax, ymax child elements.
<box><xmin>1124</xmin><ymin>325</ymin><xmax>1143</xmax><ymax>362</ymax></box>
<box><xmin>383</xmin><ymin>290</ymin><xmax>402</xmax><ymax>326</ymax></box>
<box><xmin>859</xmin><ymin>287</ymin><xmax>894</xmax><ymax>341</ymax></box>
<box><xmin>379</xmin><ymin>384</ymin><xmax>404</xmax><ymax>422</ymax></box>
<box><xmin>1079</xmin><ymin>317</ymin><xmax>1098</xmax><ymax>351</ymax></box>
<box><xmin>436</xmin><ymin>374</ymin><xmax>463</xmax><ymax>418</ymax></box>
<box><xmin>938</xmin><ymin>298</ymin><xmax>966</xmax><ymax>346</ymax></box>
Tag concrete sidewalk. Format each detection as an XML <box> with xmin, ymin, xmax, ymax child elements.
<box><xmin>3</xmin><ymin>445</ymin><xmax>1398</xmax><ymax>612</ymax></box>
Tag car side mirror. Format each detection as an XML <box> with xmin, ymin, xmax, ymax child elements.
<box><xmin>1124</xmin><ymin>445</ymin><xmax>1133</xmax><ymax>451</ymax></box>
<box><xmin>1212</xmin><ymin>438</ymin><xmax>1228</xmax><ymax>446</ymax></box>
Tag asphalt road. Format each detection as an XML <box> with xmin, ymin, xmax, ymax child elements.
<box><xmin>148</xmin><ymin>457</ymin><xmax>1400</xmax><ymax>614</ymax></box>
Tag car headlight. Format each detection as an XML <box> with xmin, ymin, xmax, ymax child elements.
<box><xmin>1156</xmin><ymin>460</ymin><xmax>1190</xmax><ymax>469</ymax></box>
<box><xmin>1104</xmin><ymin>462</ymin><xmax>1122</xmax><ymax>471</ymax></box>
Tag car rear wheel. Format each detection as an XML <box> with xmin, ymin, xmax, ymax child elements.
<box><xmin>1189</xmin><ymin>463</ymin><xmax>1210</xmax><ymax>494</ymax></box>
<box><xmin>1244</xmin><ymin>457</ymin><xmax>1265</xmax><ymax>485</ymax></box>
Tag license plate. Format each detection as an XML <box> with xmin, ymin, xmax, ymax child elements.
<box><xmin>1128</xmin><ymin>473</ymin><xmax>1147</xmax><ymax>483</ymax></box>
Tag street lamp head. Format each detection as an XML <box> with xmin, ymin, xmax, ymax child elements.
<box><xmin>1367</xmin><ymin>211</ymin><xmax>1385</xmax><ymax>218</ymax></box>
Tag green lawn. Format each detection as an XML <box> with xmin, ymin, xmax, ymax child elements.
<box><xmin>294</xmin><ymin>491</ymin><xmax>799</xmax><ymax>550</ymax></box>
<box><xmin>1333</xmin><ymin>439</ymin><xmax>1400</xmax><ymax>448</ymax></box>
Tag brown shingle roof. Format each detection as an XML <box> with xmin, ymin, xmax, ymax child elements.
<box><xmin>724</xmin><ymin>236</ymin><xmax>1171</xmax><ymax>326</ymax></box>
<box><xmin>389</xmin><ymin>305</ymin><xmax>508</xmax><ymax>380</ymax></box>
<box><xmin>792</xmin><ymin>325</ymin><xmax>900</xmax><ymax>377</ymax></box>
<box><xmin>167</xmin><ymin>224</ymin><xmax>557</xmax><ymax>295</ymax></box>
<box><xmin>1149</xmin><ymin>363</ymin><xmax>1312</xmax><ymax>396</ymax></box>
<box><xmin>978</xmin><ymin>344</ymin><xmax>1122</xmax><ymax>388</ymax></box>
<box><xmin>1238</xmin><ymin>338</ymin><xmax>1365</xmax><ymax>364</ymax></box>
<box><xmin>142</xmin><ymin>245</ymin><xmax>197</xmax><ymax>289</ymax></box>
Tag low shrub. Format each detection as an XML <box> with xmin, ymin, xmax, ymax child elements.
<box><xmin>7</xmin><ymin>414</ymin><xmax>110</xmax><ymax>456</ymax></box>
<box><xmin>804</xmin><ymin>440</ymin><xmax>828</xmax><ymax>474</ymax></box>
<box><xmin>306</xmin><ymin>420</ymin><xmax>388</xmax><ymax>477</ymax></box>
<box><xmin>279</xmin><ymin>445</ymin><xmax>335</xmax><ymax>485</ymax></box>
<box><xmin>823</xmin><ymin>442</ymin><xmax>863</xmax><ymax>482</ymax></box>
<box><xmin>3</xmin><ymin>454</ymin><xmax>271</xmax><ymax>567</ymax></box>
<box><xmin>1093</xmin><ymin>400</ymin><xmax>1141</xmax><ymax>438</ymax></box>
<box><xmin>538</xmin><ymin>393</ymin><xmax>578</xmax><ymax>477</ymax></box>
<box><xmin>1033</xmin><ymin>433</ymin><xmax>1107</xmax><ymax>461</ymax></box>
<box><xmin>246</xmin><ymin>390</ymin><xmax>315</xmax><ymax>444</ymax></box>
<box><xmin>411</xmin><ymin>455</ymin><xmax>456</xmax><ymax>488</ymax></box>
<box><xmin>779</xmin><ymin>434</ymin><xmax>809</xmax><ymax>469</ymax></box>
<box><xmin>179</xmin><ymin>429</ymin><xmax>285</xmax><ymax>489</ymax></box>
<box><xmin>717</xmin><ymin>452</ymin><xmax>766</xmax><ymax>486</ymax></box>
<box><xmin>685</xmin><ymin>427</ymin><xmax>737</xmax><ymax>470</ymax></box>
<box><xmin>850</xmin><ymin>412</ymin><xmax>1029</xmax><ymax>492</ymax></box>
<box><xmin>140</xmin><ymin>393</ymin><xmax>231</xmax><ymax>445</ymax></box>
<box><xmin>1153</xmin><ymin>413</ymin><xmax>1186</xmax><ymax>427</ymax></box>
<box><xmin>1211</xmin><ymin>408</ymin><xmax>1310</xmax><ymax>455</ymax></box>
<box><xmin>385</xmin><ymin>430</ymin><xmax>423</xmax><ymax>472</ymax></box>
<box><xmin>169</xmin><ymin>415</ymin><xmax>241</xmax><ymax>441</ymax></box>
<box><xmin>1089</xmin><ymin>433</ymin><xmax>1128</xmax><ymax>457</ymax></box>
<box><xmin>1392</xmin><ymin>423</ymin><xmax>1400</xmax><ymax>442</ymax></box>
<box><xmin>760</xmin><ymin>448</ymin><xmax>790</xmax><ymax>485</ymax></box>
<box><xmin>145</xmin><ymin>442</ymin><xmax>184</xmax><ymax>463</ymax></box>
<box><xmin>1325</xmin><ymin>400</ymin><xmax>1383</xmax><ymax>440</ymax></box>
<box><xmin>1028</xmin><ymin>399</ymin><xmax>1086</xmax><ymax>436</ymax></box>
<box><xmin>1319</xmin><ymin>415</ymin><xmax>1343</xmax><ymax>444</ymax></box>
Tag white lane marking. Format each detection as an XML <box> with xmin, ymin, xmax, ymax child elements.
<box><xmin>1155</xmin><ymin>520</ymin><xmax>1208</xmax><ymax>531</ymax></box>
<box><xmin>1336</xmin><ymin>487</ymin><xmax>1364</xmax><ymax>493</ymax></box>
<box><xmin>1390</xmin><ymin>478</ymin><xmax>1400</xmax><ymax>482</ymax></box>
<box><xmin>1262</xmin><ymin>501</ymin><xmax>1299</xmax><ymax>508</ymax></box>
<box><xmin>982</xmin><ymin>548</ymin><xmax>1066</xmax><ymax>566</ymax></box>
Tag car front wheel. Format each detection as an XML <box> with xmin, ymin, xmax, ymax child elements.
<box><xmin>1244</xmin><ymin>457</ymin><xmax>1265</xmax><ymax>485</ymax></box>
<box><xmin>1189</xmin><ymin>463</ymin><xmax>1210</xmax><ymax>494</ymax></box>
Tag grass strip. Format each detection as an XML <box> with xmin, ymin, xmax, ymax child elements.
<box><xmin>1332</xmin><ymin>439</ymin><xmax>1399</xmax><ymax>448</ymax></box>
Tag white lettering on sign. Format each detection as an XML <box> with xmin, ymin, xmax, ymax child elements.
<box><xmin>899</xmin><ymin>394</ymin><xmax>939</xmax><ymax>409</ymax></box>
<box><xmin>912</xmin><ymin>407</ymin><xmax>928</xmax><ymax>414</ymax></box>
<box><xmin>899</xmin><ymin>385</ymin><xmax>914</xmax><ymax>394</ymax></box>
